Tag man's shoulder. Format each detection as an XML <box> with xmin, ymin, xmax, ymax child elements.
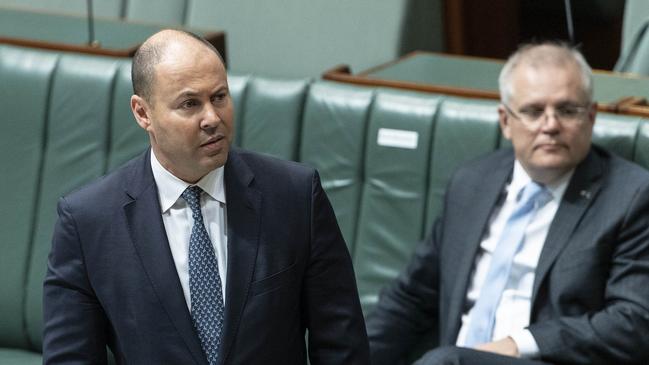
<box><xmin>453</xmin><ymin>148</ymin><xmax>513</xmax><ymax>180</ymax></box>
<box><xmin>63</xmin><ymin>151</ymin><xmax>146</xmax><ymax>208</ymax></box>
<box><xmin>594</xmin><ymin>146</ymin><xmax>649</xmax><ymax>186</ymax></box>
<box><xmin>230</xmin><ymin>148</ymin><xmax>316</xmax><ymax>180</ymax></box>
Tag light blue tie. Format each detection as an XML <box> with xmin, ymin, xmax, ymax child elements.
<box><xmin>464</xmin><ymin>181</ymin><xmax>550</xmax><ymax>346</ymax></box>
<box><xmin>182</xmin><ymin>186</ymin><xmax>225</xmax><ymax>365</ymax></box>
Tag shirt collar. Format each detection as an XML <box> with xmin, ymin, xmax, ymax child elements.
<box><xmin>150</xmin><ymin>151</ymin><xmax>226</xmax><ymax>213</ymax></box>
<box><xmin>510</xmin><ymin>161</ymin><xmax>574</xmax><ymax>203</ymax></box>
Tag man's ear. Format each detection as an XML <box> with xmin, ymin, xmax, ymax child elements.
<box><xmin>498</xmin><ymin>104</ymin><xmax>512</xmax><ymax>140</ymax></box>
<box><xmin>131</xmin><ymin>95</ymin><xmax>151</xmax><ymax>131</ymax></box>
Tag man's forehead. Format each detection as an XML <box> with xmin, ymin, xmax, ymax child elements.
<box><xmin>515</xmin><ymin>58</ymin><xmax>580</xmax><ymax>76</ymax></box>
<box><xmin>511</xmin><ymin>64</ymin><xmax>585</xmax><ymax>96</ymax></box>
<box><xmin>154</xmin><ymin>44</ymin><xmax>224</xmax><ymax>78</ymax></box>
<box><xmin>151</xmin><ymin>57</ymin><xmax>227</xmax><ymax>101</ymax></box>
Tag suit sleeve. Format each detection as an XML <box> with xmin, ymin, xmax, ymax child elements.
<box><xmin>529</xmin><ymin>181</ymin><xmax>649</xmax><ymax>364</ymax></box>
<box><xmin>43</xmin><ymin>197</ymin><xmax>109</xmax><ymax>364</ymax></box>
<box><xmin>365</xmin><ymin>219</ymin><xmax>442</xmax><ymax>365</ymax></box>
<box><xmin>303</xmin><ymin>171</ymin><xmax>370</xmax><ymax>365</ymax></box>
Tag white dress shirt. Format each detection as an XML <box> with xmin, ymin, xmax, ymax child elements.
<box><xmin>150</xmin><ymin>151</ymin><xmax>228</xmax><ymax>310</ymax></box>
<box><xmin>456</xmin><ymin>161</ymin><xmax>573</xmax><ymax>358</ymax></box>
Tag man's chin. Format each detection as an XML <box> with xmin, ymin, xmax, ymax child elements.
<box><xmin>526</xmin><ymin>159</ymin><xmax>575</xmax><ymax>183</ymax></box>
<box><xmin>200</xmin><ymin>153</ymin><xmax>228</xmax><ymax>170</ymax></box>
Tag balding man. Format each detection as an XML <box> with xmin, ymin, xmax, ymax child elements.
<box><xmin>43</xmin><ymin>30</ymin><xmax>369</xmax><ymax>365</ymax></box>
<box><xmin>367</xmin><ymin>42</ymin><xmax>649</xmax><ymax>364</ymax></box>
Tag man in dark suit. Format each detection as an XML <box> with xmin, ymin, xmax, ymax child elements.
<box><xmin>43</xmin><ymin>29</ymin><xmax>369</xmax><ymax>364</ymax></box>
<box><xmin>367</xmin><ymin>42</ymin><xmax>649</xmax><ymax>365</ymax></box>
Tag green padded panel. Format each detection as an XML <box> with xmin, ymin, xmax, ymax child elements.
<box><xmin>425</xmin><ymin>97</ymin><xmax>501</xmax><ymax>232</ymax></box>
<box><xmin>0</xmin><ymin>1</ymin><xmax>123</xmax><ymax>18</ymax></box>
<box><xmin>299</xmin><ymin>81</ymin><xmax>374</xmax><ymax>254</ymax></box>
<box><xmin>24</xmin><ymin>54</ymin><xmax>120</xmax><ymax>350</ymax></box>
<box><xmin>0</xmin><ymin>348</ymin><xmax>42</xmax><ymax>365</ymax></box>
<box><xmin>227</xmin><ymin>73</ymin><xmax>251</xmax><ymax>147</ymax></box>
<box><xmin>239</xmin><ymin>77</ymin><xmax>309</xmax><ymax>161</ymax></box>
<box><xmin>0</xmin><ymin>46</ymin><xmax>58</xmax><ymax>349</ymax></box>
<box><xmin>353</xmin><ymin>89</ymin><xmax>439</xmax><ymax>315</ymax></box>
<box><xmin>107</xmin><ymin>62</ymin><xmax>148</xmax><ymax>171</ymax></box>
<box><xmin>633</xmin><ymin>121</ymin><xmax>649</xmax><ymax>170</ymax></box>
<box><xmin>125</xmin><ymin>0</ymin><xmax>186</xmax><ymax>25</ymax></box>
<box><xmin>592</xmin><ymin>113</ymin><xmax>641</xmax><ymax>160</ymax></box>
<box><xmin>0</xmin><ymin>6</ymin><xmax>176</xmax><ymax>53</ymax></box>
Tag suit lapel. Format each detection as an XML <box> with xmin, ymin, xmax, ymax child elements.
<box><xmin>444</xmin><ymin>154</ymin><xmax>514</xmax><ymax>344</ymax></box>
<box><xmin>531</xmin><ymin>150</ymin><xmax>603</xmax><ymax>305</ymax></box>
<box><xmin>218</xmin><ymin>150</ymin><xmax>262</xmax><ymax>364</ymax></box>
<box><xmin>122</xmin><ymin>150</ymin><xmax>207</xmax><ymax>365</ymax></box>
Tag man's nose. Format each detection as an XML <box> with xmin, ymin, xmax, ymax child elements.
<box><xmin>201</xmin><ymin>104</ymin><xmax>221</xmax><ymax>130</ymax></box>
<box><xmin>539</xmin><ymin>110</ymin><xmax>561</xmax><ymax>132</ymax></box>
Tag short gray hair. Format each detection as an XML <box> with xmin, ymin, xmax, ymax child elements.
<box><xmin>498</xmin><ymin>42</ymin><xmax>593</xmax><ymax>105</ymax></box>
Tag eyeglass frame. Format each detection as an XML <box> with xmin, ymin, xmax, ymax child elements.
<box><xmin>502</xmin><ymin>102</ymin><xmax>593</xmax><ymax>127</ymax></box>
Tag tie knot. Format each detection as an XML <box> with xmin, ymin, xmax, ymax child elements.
<box><xmin>181</xmin><ymin>185</ymin><xmax>203</xmax><ymax>216</ymax></box>
<box><xmin>518</xmin><ymin>181</ymin><xmax>551</xmax><ymax>210</ymax></box>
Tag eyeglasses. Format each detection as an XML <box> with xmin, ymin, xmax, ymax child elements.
<box><xmin>503</xmin><ymin>102</ymin><xmax>591</xmax><ymax>126</ymax></box>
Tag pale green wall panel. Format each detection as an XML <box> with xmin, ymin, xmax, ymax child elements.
<box><xmin>186</xmin><ymin>0</ymin><xmax>444</xmax><ymax>77</ymax></box>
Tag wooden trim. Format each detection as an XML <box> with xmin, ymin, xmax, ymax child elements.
<box><xmin>323</xmin><ymin>64</ymin><xmax>500</xmax><ymax>100</ymax></box>
<box><xmin>321</xmin><ymin>54</ymin><xmax>648</xmax><ymax>117</ymax></box>
<box><xmin>0</xmin><ymin>30</ymin><xmax>225</xmax><ymax>60</ymax></box>
<box><xmin>0</xmin><ymin>6</ymin><xmax>225</xmax><ymax>60</ymax></box>
<box><xmin>619</xmin><ymin>106</ymin><xmax>649</xmax><ymax>117</ymax></box>
<box><xmin>0</xmin><ymin>36</ymin><xmax>134</xmax><ymax>57</ymax></box>
<box><xmin>614</xmin><ymin>96</ymin><xmax>649</xmax><ymax>117</ymax></box>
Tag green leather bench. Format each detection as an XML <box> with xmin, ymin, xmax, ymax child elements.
<box><xmin>2</xmin><ymin>43</ymin><xmax>649</xmax><ymax>363</ymax></box>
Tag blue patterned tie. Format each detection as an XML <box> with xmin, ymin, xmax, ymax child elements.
<box><xmin>182</xmin><ymin>186</ymin><xmax>225</xmax><ymax>365</ymax></box>
<box><xmin>464</xmin><ymin>181</ymin><xmax>550</xmax><ymax>346</ymax></box>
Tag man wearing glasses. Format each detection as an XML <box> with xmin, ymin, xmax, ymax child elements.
<box><xmin>367</xmin><ymin>42</ymin><xmax>649</xmax><ymax>364</ymax></box>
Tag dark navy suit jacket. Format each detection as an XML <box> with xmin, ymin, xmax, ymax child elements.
<box><xmin>43</xmin><ymin>148</ymin><xmax>369</xmax><ymax>364</ymax></box>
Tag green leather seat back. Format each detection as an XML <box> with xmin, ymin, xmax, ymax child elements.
<box><xmin>239</xmin><ymin>77</ymin><xmax>309</xmax><ymax>161</ymax></box>
<box><xmin>353</xmin><ymin>90</ymin><xmax>439</xmax><ymax>314</ymax></box>
<box><xmin>425</xmin><ymin>98</ymin><xmax>501</xmax><ymax>231</ymax></box>
<box><xmin>592</xmin><ymin>113</ymin><xmax>642</xmax><ymax>160</ymax></box>
<box><xmin>227</xmin><ymin>73</ymin><xmax>251</xmax><ymax>147</ymax></box>
<box><xmin>107</xmin><ymin>62</ymin><xmax>149</xmax><ymax>171</ymax></box>
<box><xmin>24</xmin><ymin>53</ymin><xmax>121</xmax><ymax>350</ymax></box>
<box><xmin>0</xmin><ymin>46</ymin><xmax>58</xmax><ymax>350</ymax></box>
<box><xmin>299</xmin><ymin>82</ymin><xmax>373</xmax><ymax>253</ymax></box>
<box><xmin>0</xmin><ymin>348</ymin><xmax>42</xmax><ymax>364</ymax></box>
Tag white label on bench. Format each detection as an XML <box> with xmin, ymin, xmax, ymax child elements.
<box><xmin>377</xmin><ymin>128</ymin><xmax>419</xmax><ymax>149</ymax></box>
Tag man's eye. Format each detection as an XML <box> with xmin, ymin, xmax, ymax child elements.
<box><xmin>557</xmin><ymin>106</ymin><xmax>579</xmax><ymax>117</ymax></box>
<box><xmin>181</xmin><ymin>100</ymin><xmax>198</xmax><ymax>109</ymax></box>
<box><xmin>211</xmin><ymin>93</ymin><xmax>227</xmax><ymax>103</ymax></box>
<box><xmin>520</xmin><ymin>108</ymin><xmax>544</xmax><ymax>120</ymax></box>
